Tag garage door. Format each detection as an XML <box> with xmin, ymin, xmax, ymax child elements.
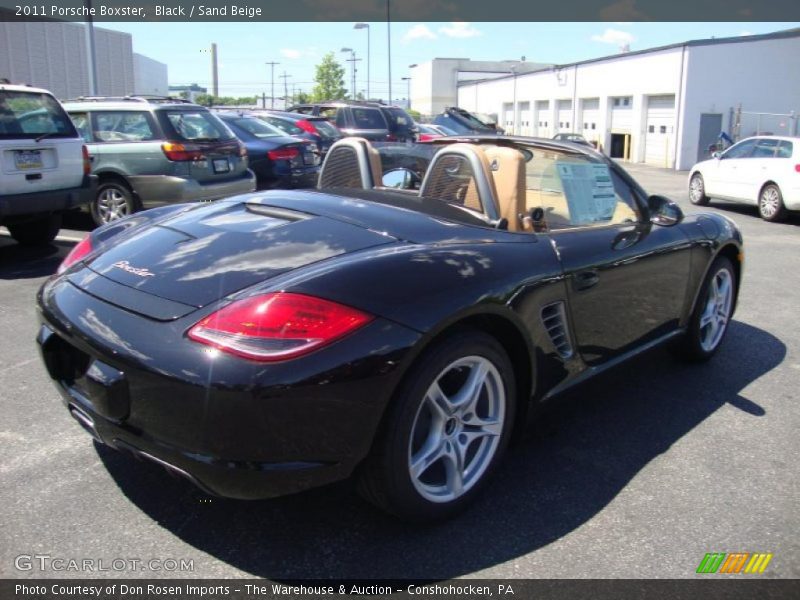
<box><xmin>502</xmin><ymin>102</ymin><xmax>514</xmax><ymax>133</ymax></box>
<box><xmin>580</xmin><ymin>98</ymin><xmax>600</xmax><ymax>143</ymax></box>
<box><xmin>610</xmin><ymin>96</ymin><xmax>633</xmax><ymax>132</ymax></box>
<box><xmin>644</xmin><ymin>94</ymin><xmax>676</xmax><ymax>167</ymax></box>
<box><xmin>518</xmin><ymin>101</ymin><xmax>531</xmax><ymax>136</ymax></box>
<box><xmin>556</xmin><ymin>100</ymin><xmax>573</xmax><ymax>133</ymax></box>
<box><xmin>535</xmin><ymin>100</ymin><xmax>550</xmax><ymax>138</ymax></box>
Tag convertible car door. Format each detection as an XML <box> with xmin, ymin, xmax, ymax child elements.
<box><xmin>540</xmin><ymin>161</ymin><xmax>692</xmax><ymax>367</ymax></box>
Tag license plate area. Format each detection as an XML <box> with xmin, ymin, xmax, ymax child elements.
<box><xmin>212</xmin><ymin>158</ymin><xmax>230</xmax><ymax>173</ymax></box>
<box><xmin>15</xmin><ymin>149</ymin><xmax>43</xmax><ymax>170</ymax></box>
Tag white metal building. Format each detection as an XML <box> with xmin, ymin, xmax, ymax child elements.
<box><xmin>409</xmin><ymin>58</ymin><xmax>552</xmax><ymax>116</ymax></box>
<box><xmin>0</xmin><ymin>21</ymin><xmax>167</xmax><ymax>100</ymax></box>
<box><xmin>457</xmin><ymin>29</ymin><xmax>800</xmax><ymax>170</ymax></box>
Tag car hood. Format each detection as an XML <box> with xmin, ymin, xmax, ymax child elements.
<box><xmin>82</xmin><ymin>198</ymin><xmax>398</xmax><ymax>308</ymax></box>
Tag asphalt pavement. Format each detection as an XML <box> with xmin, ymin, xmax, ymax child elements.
<box><xmin>1</xmin><ymin>166</ymin><xmax>798</xmax><ymax>580</ymax></box>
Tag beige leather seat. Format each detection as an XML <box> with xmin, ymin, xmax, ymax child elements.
<box><xmin>481</xmin><ymin>145</ymin><xmax>527</xmax><ymax>232</ymax></box>
<box><xmin>420</xmin><ymin>143</ymin><xmax>499</xmax><ymax>217</ymax></box>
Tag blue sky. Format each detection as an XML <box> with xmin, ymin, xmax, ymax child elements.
<box><xmin>105</xmin><ymin>21</ymin><xmax>799</xmax><ymax>101</ymax></box>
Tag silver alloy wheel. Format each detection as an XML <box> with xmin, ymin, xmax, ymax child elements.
<box><xmin>689</xmin><ymin>175</ymin><xmax>704</xmax><ymax>203</ymax></box>
<box><xmin>407</xmin><ymin>356</ymin><xmax>505</xmax><ymax>503</ymax></box>
<box><xmin>759</xmin><ymin>186</ymin><xmax>780</xmax><ymax>219</ymax></box>
<box><xmin>699</xmin><ymin>268</ymin><xmax>733</xmax><ymax>352</ymax></box>
<box><xmin>96</xmin><ymin>187</ymin><xmax>131</xmax><ymax>223</ymax></box>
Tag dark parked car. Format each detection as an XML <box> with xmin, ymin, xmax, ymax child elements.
<box><xmin>215</xmin><ymin>112</ymin><xmax>319</xmax><ymax>190</ymax></box>
<box><xmin>289</xmin><ymin>101</ymin><xmax>418</xmax><ymax>142</ymax></box>
<box><xmin>254</xmin><ymin>110</ymin><xmax>342</xmax><ymax>156</ymax></box>
<box><xmin>433</xmin><ymin>106</ymin><xmax>504</xmax><ymax>135</ymax></box>
<box><xmin>38</xmin><ymin>135</ymin><xmax>742</xmax><ymax>521</ymax></box>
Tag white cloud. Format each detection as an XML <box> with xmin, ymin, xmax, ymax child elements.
<box><xmin>439</xmin><ymin>22</ymin><xmax>482</xmax><ymax>39</ymax></box>
<box><xmin>280</xmin><ymin>48</ymin><xmax>302</xmax><ymax>59</ymax></box>
<box><xmin>402</xmin><ymin>24</ymin><xmax>437</xmax><ymax>43</ymax></box>
<box><xmin>591</xmin><ymin>28</ymin><xmax>635</xmax><ymax>46</ymax></box>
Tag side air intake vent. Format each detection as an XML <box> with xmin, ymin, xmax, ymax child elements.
<box><xmin>541</xmin><ymin>301</ymin><xmax>573</xmax><ymax>359</ymax></box>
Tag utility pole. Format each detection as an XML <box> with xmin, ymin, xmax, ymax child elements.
<box><xmin>265</xmin><ymin>61</ymin><xmax>280</xmax><ymax>108</ymax></box>
<box><xmin>280</xmin><ymin>72</ymin><xmax>291</xmax><ymax>109</ymax></box>
<box><xmin>211</xmin><ymin>43</ymin><xmax>219</xmax><ymax>98</ymax></box>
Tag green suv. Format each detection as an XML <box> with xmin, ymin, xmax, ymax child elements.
<box><xmin>62</xmin><ymin>96</ymin><xmax>256</xmax><ymax>225</ymax></box>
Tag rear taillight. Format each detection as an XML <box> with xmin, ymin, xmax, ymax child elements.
<box><xmin>57</xmin><ymin>236</ymin><xmax>93</xmax><ymax>275</ymax></box>
<box><xmin>188</xmin><ymin>292</ymin><xmax>373</xmax><ymax>361</ymax></box>
<box><xmin>795</xmin><ymin>164</ymin><xmax>800</xmax><ymax>173</ymax></box>
<box><xmin>81</xmin><ymin>145</ymin><xmax>91</xmax><ymax>176</ymax></box>
<box><xmin>267</xmin><ymin>147</ymin><xmax>300</xmax><ymax>161</ymax></box>
<box><xmin>238</xmin><ymin>142</ymin><xmax>247</xmax><ymax>157</ymax></box>
<box><xmin>386</xmin><ymin>133</ymin><xmax>397</xmax><ymax>141</ymax></box>
<box><xmin>296</xmin><ymin>119</ymin><xmax>319</xmax><ymax>135</ymax></box>
<box><xmin>161</xmin><ymin>141</ymin><xmax>204</xmax><ymax>161</ymax></box>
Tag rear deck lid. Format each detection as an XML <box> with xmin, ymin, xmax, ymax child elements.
<box><xmin>83</xmin><ymin>200</ymin><xmax>397</xmax><ymax>308</ymax></box>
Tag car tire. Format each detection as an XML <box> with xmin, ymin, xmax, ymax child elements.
<box><xmin>6</xmin><ymin>213</ymin><xmax>62</xmax><ymax>246</ymax></box>
<box><xmin>758</xmin><ymin>183</ymin><xmax>787</xmax><ymax>222</ymax></box>
<box><xmin>358</xmin><ymin>330</ymin><xmax>516</xmax><ymax>521</ymax></box>
<box><xmin>689</xmin><ymin>173</ymin><xmax>709</xmax><ymax>206</ymax></box>
<box><xmin>674</xmin><ymin>256</ymin><xmax>736</xmax><ymax>362</ymax></box>
<box><xmin>92</xmin><ymin>180</ymin><xmax>137</xmax><ymax>226</ymax></box>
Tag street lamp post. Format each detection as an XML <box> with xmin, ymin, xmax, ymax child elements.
<box><xmin>340</xmin><ymin>48</ymin><xmax>358</xmax><ymax>99</ymax></box>
<box><xmin>401</xmin><ymin>77</ymin><xmax>411</xmax><ymax>109</ymax></box>
<box><xmin>354</xmin><ymin>23</ymin><xmax>370</xmax><ymax>100</ymax></box>
<box><xmin>387</xmin><ymin>0</ymin><xmax>392</xmax><ymax>105</ymax></box>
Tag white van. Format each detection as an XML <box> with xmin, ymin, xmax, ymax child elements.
<box><xmin>0</xmin><ymin>82</ymin><xmax>96</xmax><ymax>244</ymax></box>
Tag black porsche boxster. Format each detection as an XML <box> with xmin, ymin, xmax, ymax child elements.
<box><xmin>37</xmin><ymin>136</ymin><xmax>743</xmax><ymax>521</ymax></box>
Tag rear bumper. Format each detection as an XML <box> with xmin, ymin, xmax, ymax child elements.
<box><xmin>128</xmin><ymin>170</ymin><xmax>256</xmax><ymax>207</ymax></box>
<box><xmin>0</xmin><ymin>174</ymin><xmax>96</xmax><ymax>219</ymax></box>
<box><xmin>36</xmin><ymin>278</ymin><xmax>419</xmax><ymax>499</ymax></box>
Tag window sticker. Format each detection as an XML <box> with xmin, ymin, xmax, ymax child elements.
<box><xmin>556</xmin><ymin>162</ymin><xmax>617</xmax><ymax>225</ymax></box>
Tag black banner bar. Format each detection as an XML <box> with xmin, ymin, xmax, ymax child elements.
<box><xmin>3</xmin><ymin>579</ymin><xmax>800</xmax><ymax>600</ymax></box>
<box><xmin>1</xmin><ymin>0</ymin><xmax>800</xmax><ymax>22</ymax></box>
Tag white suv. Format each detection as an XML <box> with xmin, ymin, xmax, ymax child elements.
<box><xmin>1</xmin><ymin>82</ymin><xmax>96</xmax><ymax>244</ymax></box>
<box><xmin>689</xmin><ymin>135</ymin><xmax>799</xmax><ymax>222</ymax></box>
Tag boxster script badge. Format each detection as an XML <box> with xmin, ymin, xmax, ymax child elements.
<box><xmin>112</xmin><ymin>261</ymin><xmax>155</xmax><ymax>278</ymax></box>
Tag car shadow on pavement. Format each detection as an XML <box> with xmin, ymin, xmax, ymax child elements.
<box><xmin>97</xmin><ymin>320</ymin><xmax>784</xmax><ymax>580</ymax></box>
<box><xmin>0</xmin><ymin>237</ymin><xmax>71</xmax><ymax>280</ymax></box>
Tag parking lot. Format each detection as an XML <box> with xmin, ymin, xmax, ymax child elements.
<box><xmin>1</xmin><ymin>164</ymin><xmax>798</xmax><ymax>580</ymax></box>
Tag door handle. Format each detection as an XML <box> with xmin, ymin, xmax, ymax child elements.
<box><xmin>573</xmin><ymin>269</ymin><xmax>599</xmax><ymax>291</ymax></box>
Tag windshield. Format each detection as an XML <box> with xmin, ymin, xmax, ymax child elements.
<box><xmin>162</xmin><ymin>110</ymin><xmax>235</xmax><ymax>142</ymax></box>
<box><xmin>449</xmin><ymin>108</ymin><xmax>492</xmax><ymax>130</ymax></box>
<box><xmin>260</xmin><ymin>115</ymin><xmax>303</xmax><ymax>136</ymax></box>
<box><xmin>227</xmin><ymin>116</ymin><xmax>283</xmax><ymax>138</ymax></box>
<box><xmin>0</xmin><ymin>91</ymin><xmax>77</xmax><ymax>139</ymax></box>
<box><xmin>310</xmin><ymin>119</ymin><xmax>341</xmax><ymax>139</ymax></box>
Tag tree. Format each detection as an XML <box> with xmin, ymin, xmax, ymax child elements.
<box><xmin>293</xmin><ymin>91</ymin><xmax>311</xmax><ymax>105</ymax></box>
<box><xmin>311</xmin><ymin>52</ymin><xmax>348</xmax><ymax>102</ymax></box>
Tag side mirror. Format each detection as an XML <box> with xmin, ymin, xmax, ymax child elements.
<box><xmin>648</xmin><ymin>194</ymin><xmax>684</xmax><ymax>226</ymax></box>
<box><xmin>382</xmin><ymin>168</ymin><xmax>416</xmax><ymax>190</ymax></box>
<box><xmin>712</xmin><ymin>151</ymin><xmax>722</xmax><ymax>159</ymax></box>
